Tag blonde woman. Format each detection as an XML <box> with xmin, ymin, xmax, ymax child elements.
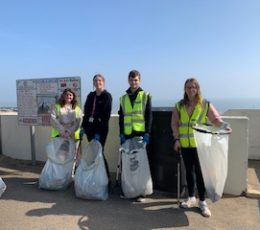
<box><xmin>171</xmin><ymin>78</ymin><xmax>231</xmax><ymax>217</ymax></box>
<box><xmin>81</xmin><ymin>74</ymin><xmax>112</xmax><ymax>182</ymax></box>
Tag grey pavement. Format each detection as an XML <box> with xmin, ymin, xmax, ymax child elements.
<box><xmin>0</xmin><ymin>155</ymin><xmax>259</xmax><ymax>230</ymax></box>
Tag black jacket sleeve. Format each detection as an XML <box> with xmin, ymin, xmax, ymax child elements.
<box><xmin>96</xmin><ymin>92</ymin><xmax>112</xmax><ymax>135</ymax></box>
<box><xmin>118</xmin><ymin>105</ymin><xmax>124</xmax><ymax>135</ymax></box>
<box><xmin>81</xmin><ymin>92</ymin><xmax>93</xmax><ymax>132</ymax></box>
<box><xmin>145</xmin><ymin>94</ymin><xmax>152</xmax><ymax>134</ymax></box>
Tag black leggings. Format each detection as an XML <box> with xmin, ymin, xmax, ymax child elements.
<box><xmin>181</xmin><ymin>147</ymin><xmax>206</xmax><ymax>201</ymax></box>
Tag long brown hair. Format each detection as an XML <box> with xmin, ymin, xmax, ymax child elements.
<box><xmin>181</xmin><ymin>78</ymin><xmax>203</xmax><ymax>106</ymax></box>
<box><xmin>58</xmin><ymin>88</ymin><xmax>78</xmax><ymax>109</ymax></box>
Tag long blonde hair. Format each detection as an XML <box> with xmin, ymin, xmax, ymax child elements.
<box><xmin>181</xmin><ymin>78</ymin><xmax>203</xmax><ymax>106</ymax></box>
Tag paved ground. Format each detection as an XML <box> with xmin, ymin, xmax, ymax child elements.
<box><xmin>0</xmin><ymin>155</ymin><xmax>259</xmax><ymax>230</ymax></box>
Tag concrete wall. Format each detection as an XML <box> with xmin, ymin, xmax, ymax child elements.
<box><xmin>1</xmin><ymin>114</ymin><xmax>32</xmax><ymax>160</ymax></box>
<box><xmin>0</xmin><ymin>111</ymin><xmax>251</xmax><ymax>195</ymax></box>
<box><xmin>222</xmin><ymin>116</ymin><xmax>249</xmax><ymax>195</ymax></box>
<box><xmin>0</xmin><ymin>114</ymin><xmax>50</xmax><ymax>162</ymax></box>
<box><xmin>0</xmin><ymin>113</ymin><xmax>120</xmax><ymax>166</ymax></box>
<box><xmin>223</xmin><ymin>109</ymin><xmax>260</xmax><ymax>160</ymax></box>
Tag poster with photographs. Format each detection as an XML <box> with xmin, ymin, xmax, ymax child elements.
<box><xmin>16</xmin><ymin>77</ymin><xmax>81</xmax><ymax>126</ymax></box>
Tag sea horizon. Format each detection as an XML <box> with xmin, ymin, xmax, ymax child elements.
<box><xmin>150</xmin><ymin>97</ymin><xmax>260</xmax><ymax>114</ymax></box>
<box><xmin>1</xmin><ymin>97</ymin><xmax>260</xmax><ymax>115</ymax></box>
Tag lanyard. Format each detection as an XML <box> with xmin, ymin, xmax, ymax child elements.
<box><xmin>91</xmin><ymin>95</ymin><xmax>96</xmax><ymax>117</ymax></box>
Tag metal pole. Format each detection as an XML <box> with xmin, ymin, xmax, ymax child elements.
<box><xmin>0</xmin><ymin>116</ymin><xmax>2</xmax><ymax>155</ymax></box>
<box><xmin>177</xmin><ymin>151</ymin><xmax>182</xmax><ymax>205</ymax></box>
<box><xmin>177</xmin><ymin>157</ymin><xmax>180</xmax><ymax>205</ymax></box>
<box><xmin>30</xmin><ymin>125</ymin><xmax>36</xmax><ymax>165</ymax></box>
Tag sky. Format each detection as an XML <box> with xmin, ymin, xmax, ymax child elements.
<box><xmin>0</xmin><ymin>0</ymin><xmax>260</xmax><ymax>110</ymax></box>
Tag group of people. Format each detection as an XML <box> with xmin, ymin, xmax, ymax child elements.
<box><xmin>50</xmin><ymin>70</ymin><xmax>231</xmax><ymax>218</ymax></box>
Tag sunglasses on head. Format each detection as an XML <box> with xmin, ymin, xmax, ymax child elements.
<box><xmin>63</xmin><ymin>88</ymin><xmax>73</xmax><ymax>93</ymax></box>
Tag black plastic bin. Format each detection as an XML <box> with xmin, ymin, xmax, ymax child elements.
<box><xmin>147</xmin><ymin>107</ymin><xmax>186</xmax><ymax>196</ymax></box>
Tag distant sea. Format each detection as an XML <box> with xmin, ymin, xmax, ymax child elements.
<box><xmin>207</xmin><ymin>98</ymin><xmax>260</xmax><ymax>114</ymax></box>
<box><xmin>1</xmin><ymin>98</ymin><xmax>260</xmax><ymax>115</ymax></box>
<box><xmin>112</xmin><ymin>98</ymin><xmax>260</xmax><ymax>114</ymax></box>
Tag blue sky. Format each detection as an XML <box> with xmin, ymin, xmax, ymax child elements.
<box><xmin>0</xmin><ymin>0</ymin><xmax>259</xmax><ymax>109</ymax></box>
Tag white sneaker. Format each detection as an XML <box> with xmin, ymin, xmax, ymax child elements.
<box><xmin>120</xmin><ymin>194</ymin><xmax>127</xmax><ymax>199</ymax></box>
<box><xmin>180</xmin><ymin>196</ymin><xmax>197</xmax><ymax>208</ymax></box>
<box><xmin>199</xmin><ymin>201</ymin><xmax>211</xmax><ymax>217</ymax></box>
<box><xmin>136</xmin><ymin>196</ymin><xmax>146</xmax><ymax>202</ymax></box>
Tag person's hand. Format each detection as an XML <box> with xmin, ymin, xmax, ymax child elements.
<box><xmin>61</xmin><ymin>130</ymin><xmax>70</xmax><ymax>139</ymax></box>
<box><xmin>93</xmin><ymin>133</ymin><xmax>100</xmax><ymax>142</ymax></box>
<box><xmin>220</xmin><ymin>122</ymin><xmax>232</xmax><ymax>134</ymax></box>
<box><xmin>173</xmin><ymin>139</ymin><xmax>180</xmax><ymax>153</ymax></box>
<box><xmin>225</xmin><ymin>127</ymin><xmax>232</xmax><ymax>134</ymax></box>
<box><xmin>143</xmin><ymin>133</ymin><xmax>150</xmax><ymax>144</ymax></box>
<box><xmin>79</xmin><ymin>128</ymin><xmax>85</xmax><ymax>139</ymax></box>
<box><xmin>120</xmin><ymin>134</ymin><xmax>126</xmax><ymax>145</ymax></box>
<box><xmin>60</xmin><ymin>131</ymin><xmax>66</xmax><ymax>138</ymax></box>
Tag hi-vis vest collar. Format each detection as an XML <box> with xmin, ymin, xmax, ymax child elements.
<box><xmin>51</xmin><ymin>104</ymin><xmax>81</xmax><ymax>140</ymax></box>
<box><xmin>176</xmin><ymin>99</ymin><xmax>209</xmax><ymax>148</ymax></box>
<box><xmin>120</xmin><ymin>91</ymin><xmax>149</xmax><ymax>135</ymax></box>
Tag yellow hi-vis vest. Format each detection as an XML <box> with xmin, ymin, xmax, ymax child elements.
<box><xmin>176</xmin><ymin>100</ymin><xmax>208</xmax><ymax>148</ymax></box>
<box><xmin>51</xmin><ymin>104</ymin><xmax>81</xmax><ymax>140</ymax></box>
<box><xmin>120</xmin><ymin>91</ymin><xmax>149</xmax><ymax>135</ymax></box>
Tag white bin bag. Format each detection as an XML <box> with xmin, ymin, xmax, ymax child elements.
<box><xmin>121</xmin><ymin>137</ymin><xmax>153</xmax><ymax>198</ymax></box>
<box><xmin>39</xmin><ymin>137</ymin><xmax>75</xmax><ymax>190</ymax></box>
<box><xmin>193</xmin><ymin>125</ymin><xmax>229</xmax><ymax>202</ymax></box>
<box><xmin>0</xmin><ymin>177</ymin><xmax>7</xmax><ymax>197</ymax></box>
<box><xmin>74</xmin><ymin>141</ymin><xmax>108</xmax><ymax>200</ymax></box>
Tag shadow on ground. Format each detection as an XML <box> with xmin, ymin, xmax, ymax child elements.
<box><xmin>0</xmin><ymin>155</ymin><xmax>191</xmax><ymax>230</ymax></box>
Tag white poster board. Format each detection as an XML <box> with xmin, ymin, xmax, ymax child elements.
<box><xmin>16</xmin><ymin>77</ymin><xmax>81</xmax><ymax>126</ymax></box>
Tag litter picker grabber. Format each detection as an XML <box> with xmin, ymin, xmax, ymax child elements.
<box><xmin>72</xmin><ymin>138</ymin><xmax>82</xmax><ymax>179</ymax></box>
<box><xmin>192</xmin><ymin>124</ymin><xmax>231</xmax><ymax>135</ymax></box>
<box><xmin>177</xmin><ymin>150</ymin><xmax>182</xmax><ymax>205</ymax></box>
<box><xmin>112</xmin><ymin>146</ymin><xmax>123</xmax><ymax>194</ymax></box>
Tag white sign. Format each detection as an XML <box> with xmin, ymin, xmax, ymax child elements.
<box><xmin>16</xmin><ymin>77</ymin><xmax>81</xmax><ymax>126</ymax></box>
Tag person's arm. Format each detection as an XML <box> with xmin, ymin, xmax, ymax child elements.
<box><xmin>171</xmin><ymin>107</ymin><xmax>180</xmax><ymax>140</ymax></box>
<box><xmin>118</xmin><ymin>105</ymin><xmax>124</xmax><ymax>135</ymax></box>
<box><xmin>81</xmin><ymin>93</ymin><xmax>92</xmax><ymax>133</ymax></box>
<box><xmin>67</xmin><ymin>106</ymin><xmax>83</xmax><ymax>135</ymax></box>
<box><xmin>144</xmin><ymin>94</ymin><xmax>152</xmax><ymax>134</ymax></box>
<box><xmin>207</xmin><ymin>103</ymin><xmax>232</xmax><ymax>132</ymax></box>
<box><xmin>171</xmin><ymin>106</ymin><xmax>181</xmax><ymax>152</ymax></box>
<box><xmin>207</xmin><ymin>103</ymin><xmax>223</xmax><ymax>127</ymax></box>
<box><xmin>96</xmin><ymin>93</ymin><xmax>112</xmax><ymax>135</ymax></box>
<box><xmin>50</xmin><ymin>105</ymin><xmax>66</xmax><ymax>134</ymax></box>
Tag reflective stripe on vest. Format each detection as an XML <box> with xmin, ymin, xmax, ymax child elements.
<box><xmin>176</xmin><ymin>100</ymin><xmax>208</xmax><ymax>147</ymax></box>
<box><xmin>51</xmin><ymin>104</ymin><xmax>81</xmax><ymax>140</ymax></box>
<box><xmin>120</xmin><ymin>91</ymin><xmax>148</xmax><ymax>135</ymax></box>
